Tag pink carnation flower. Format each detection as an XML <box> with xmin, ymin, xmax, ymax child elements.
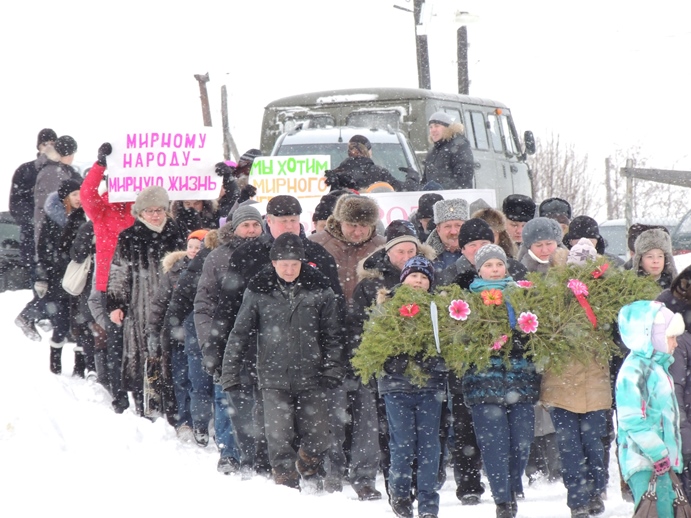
<box><xmin>567</xmin><ymin>279</ymin><xmax>589</xmax><ymax>297</ymax></box>
<box><xmin>516</xmin><ymin>280</ymin><xmax>533</xmax><ymax>289</ymax></box>
<box><xmin>449</xmin><ymin>299</ymin><xmax>471</xmax><ymax>321</ymax></box>
<box><xmin>517</xmin><ymin>312</ymin><xmax>539</xmax><ymax>334</ymax></box>
<box><xmin>492</xmin><ymin>334</ymin><xmax>509</xmax><ymax>350</ymax></box>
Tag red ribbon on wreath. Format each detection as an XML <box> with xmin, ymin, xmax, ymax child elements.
<box><xmin>567</xmin><ymin>279</ymin><xmax>597</xmax><ymax>328</ymax></box>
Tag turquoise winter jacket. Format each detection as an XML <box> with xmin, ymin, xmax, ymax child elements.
<box><xmin>615</xmin><ymin>300</ymin><xmax>682</xmax><ymax>482</ymax></box>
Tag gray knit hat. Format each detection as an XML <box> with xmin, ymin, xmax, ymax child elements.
<box><xmin>474</xmin><ymin>244</ymin><xmax>507</xmax><ymax>271</ymax></box>
<box><xmin>521</xmin><ymin>217</ymin><xmax>563</xmax><ymax>249</ymax></box>
<box><xmin>429</xmin><ymin>111</ymin><xmax>454</xmax><ymax>127</ymax></box>
<box><xmin>231</xmin><ymin>205</ymin><xmax>263</xmax><ymax>233</ymax></box>
<box><xmin>433</xmin><ymin>198</ymin><xmax>469</xmax><ymax>224</ymax></box>
<box><xmin>131</xmin><ymin>186</ymin><xmax>169</xmax><ymax>216</ymax></box>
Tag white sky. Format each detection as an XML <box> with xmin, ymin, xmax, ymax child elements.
<box><xmin>2</xmin><ymin>0</ymin><xmax>691</xmax><ymax>209</ymax></box>
<box><xmin>0</xmin><ymin>289</ymin><xmax>635</xmax><ymax>517</ymax></box>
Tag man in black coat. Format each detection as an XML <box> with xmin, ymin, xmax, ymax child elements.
<box><xmin>220</xmin><ymin>233</ymin><xmax>344</xmax><ymax>489</ymax></box>
<box><xmin>422</xmin><ymin>112</ymin><xmax>475</xmax><ymax>189</ymax></box>
<box><xmin>9</xmin><ymin>128</ymin><xmax>57</xmax><ymax>267</ymax></box>
<box><xmin>202</xmin><ymin>194</ymin><xmax>341</xmax><ymax>474</ymax></box>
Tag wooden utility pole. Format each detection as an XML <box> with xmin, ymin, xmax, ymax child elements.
<box><xmin>413</xmin><ymin>0</ymin><xmax>431</xmax><ymax>89</ymax></box>
<box><xmin>457</xmin><ymin>25</ymin><xmax>469</xmax><ymax>95</ymax></box>
<box><xmin>221</xmin><ymin>85</ymin><xmax>240</xmax><ymax>162</ymax></box>
<box><xmin>194</xmin><ymin>73</ymin><xmax>212</xmax><ymax>127</ymax></box>
<box><xmin>605</xmin><ymin>157</ymin><xmax>613</xmax><ymax>219</ymax></box>
<box><xmin>624</xmin><ymin>159</ymin><xmax>634</xmax><ymax>229</ymax></box>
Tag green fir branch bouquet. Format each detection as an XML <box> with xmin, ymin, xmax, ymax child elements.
<box><xmin>506</xmin><ymin>257</ymin><xmax>661</xmax><ymax>373</ymax></box>
<box><xmin>352</xmin><ymin>284</ymin><xmax>441</xmax><ymax>386</ymax></box>
<box><xmin>435</xmin><ymin>283</ymin><xmax>519</xmax><ymax>376</ymax></box>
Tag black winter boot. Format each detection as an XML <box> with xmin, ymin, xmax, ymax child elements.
<box><xmin>496</xmin><ymin>502</ymin><xmax>514</xmax><ymax>518</ymax></box>
<box><xmin>73</xmin><ymin>350</ymin><xmax>86</xmax><ymax>378</ymax></box>
<box><xmin>50</xmin><ymin>343</ymin><xmax>63</xmax><ymax>374</ymax></box>
<box><xmin>389</xmin><ymin>497</ymin><xmax>414</xmax><ymax>518</ymax></box>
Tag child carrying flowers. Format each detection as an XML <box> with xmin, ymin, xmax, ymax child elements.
<box><xmin>461</xmin><ymin>244</ymin><xmax>541</xmax><ymax>518</ymax></box>
<box><xmin>376</xmin><ymin>256</ymin><xmax>447</xmax><ymax>518</ymax></box>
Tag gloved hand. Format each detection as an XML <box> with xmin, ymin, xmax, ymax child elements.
<box><xmin>320</xmin><ymin>374</ymin><xmax>342</xmax><ymax>390</ymax></box>
<box><xmin>324</xmin><ymin>169</ymin><xmax>356</xmax><ymax>189</ymax></box>
<box><xmin>215</xmin><ymin>162</ymin><xmax>234</xmax><ymax>177</ymax></box>
<box><xmin>97</xmin><ymin>142</ymin><xmax>112</xmax><ymax>167</ymax></box>
<box><xmin>654</xmin><ymin>457</ymin><xmax>671</xmax><ymax>475</ymax></box>
<box><xmin>237</xmin><ymin>184</ymin><xmax>257</xmax><ymax>204</ymax></box>
<box><xmin>399</xmin><ymin>167</ymin><xmax>420</xmax><ymax>180</ymax></box>
<box><xmin>34</xmin><ymin>281</ymin><xmax>48</xmax><ymax>298</ymax></box>
<box><xmin>383</xmin><ymin>354</ymin><xmax>409</xmax><ymax>375</ymax></box>
<box><xmin>147</xmin><ymin>334</ymin><xmax>161</xmax><ymax>357</ymax></box>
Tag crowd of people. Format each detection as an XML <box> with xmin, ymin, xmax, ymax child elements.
<box><xmin>8</xmin><ymin>118</ymin><xmax>691</xmax><ymax>518</ymax></box>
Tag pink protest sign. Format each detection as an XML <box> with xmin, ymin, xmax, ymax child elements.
<box><xmin>106</xmin><ymin>130</ymin><xmax>222</xmax><ymax>202</ymax></box>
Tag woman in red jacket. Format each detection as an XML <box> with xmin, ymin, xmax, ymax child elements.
<box><xmin>80</xmin><ymin>143</ymin><xmax>135</xmax><ymax>412</ymax></box>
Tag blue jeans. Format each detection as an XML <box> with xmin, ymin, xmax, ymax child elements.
<box><xmin>184</xmin><ymin>314</ymin><xmax>213</xmax><ymax>430</ymax></box>
<box><xmin>550</xmin><ymin>408</ymin><xmax>607</xmax><ymax>509</ymax></box>
<box><xmin>384</xmin><ymin>390</ymin><xmax>444</xmax><ymax>515</ymax></box>
<box><xmin>471</xmin><ymin>402</ymin><xmax>534</xmax><ymax>504</ymax></box>
<box><xmin>226</xmin><ymin>380</ymin><xmax>258</xmax><ymax>468</ymax></box>
<box><xmin>170</xmin><ymin>338</ymin><xmax>192</xmax><ymax>428</ymax></box>
<box><xmin>214</xmin><ymin>384</ymin><xmax>239</xmax><ymax>459</ymax></box>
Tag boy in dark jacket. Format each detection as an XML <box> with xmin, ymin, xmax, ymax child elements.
<box><xmin>220</xmin><ymin>233</ymin><xmax>345</xmax><ymax>490</ymax></box>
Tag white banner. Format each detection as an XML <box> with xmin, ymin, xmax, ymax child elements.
<box><xmin>248</xmin><ymin>155</ymin><xmax>331</xmax><ymax>203</ymax></box>
<box><xmin>105</xmin><ymin>129</ymin><xmax>222</xmax><ymax>202</ymax></box>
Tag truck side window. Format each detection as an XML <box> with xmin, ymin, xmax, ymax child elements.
<box><xmin>500</xmin><ymin>115</ymin><xmax>518</xmax><ymax>155</ymax></box>
<box><xmin>487</xmin><ymin>114</ymin><xmax>504</xmax><ymax>153</ymax></box>
<box><xmin>466</xmin><ymin>111</ymin><xmax>489</xmax><ymax>150</ymax></box>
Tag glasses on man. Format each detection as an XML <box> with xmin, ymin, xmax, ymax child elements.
<box><xmin>142</xmin><ymin>208</ymin><xmax>166</xmax><ymax>215</ymax></box>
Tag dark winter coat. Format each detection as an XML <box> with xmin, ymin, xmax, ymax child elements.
<box><xmin>326</xmin><ymin>156</ymin><xmax>418</xmax><ymax>192</ymax></box>
<box><xmin>204</xmin><ymin>229</ymin><xmax>342</xmax><ymax>378</ymax></box>
<box><xmin>80</xmin><ymin>162</ymin><xmax>135</xmax><ymax>291</ymax></box>
<box><xmin>69</xmin><ymin>220</ymin><xmax>96</xmax><ymax>324</ymax></box>
<box><xmin>106</xmin><ymin>218</ymin><xmax>185</xmax><ymax>391</ymax></box>
<box><xmin>147</xmin><ymin>251</ymin><xmax>189</xmax><ymax>338</ymax></box>
<box><xmin>657</xmin><ymin>289</ymin><xmax>691</xmax><ymax>460</ymax></box>
<box><xmin>35</xmin><ymin>193</ymin><xmax>86</xmax><ymax>296</ymax></box>
<box><xmin>220</xmin><ymin>262</ymin><xmax>345</xmax><ymax>392</ymax></box>
<box><xmin>171</xmin><ymin>200</ymin><xmax>219</xmax><ymax>235</ymax></box>
<box><xmin>33</xmin><ymin>146</ymin><xmax>82</xmax><ymax>246</ymax></box>
<box><xmin>10</xmin><ymin>153</ymin><xmax>49</xmax><ymax>227</ymax></box>
<box><xmin>409</xmin><ymin>210</ymin><xmax>436</xmax><ymax>243</ymax></box>
<box><xmin>438</xmin><ymin>254</ymin><xmax>528</xmax><ymax>288</ymax></box>
<box><xmin>193</xmin><ymin>224</ymin><xmax>253</xmax><ymax>346</ymax></box>
<box><xmin>422</xmin><ymin>125</ymin><xmax>474</xmax><ymax>189</ymax></box>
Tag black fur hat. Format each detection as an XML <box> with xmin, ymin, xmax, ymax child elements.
<box><xmin>563</xmin><ymin>215</ymin><xmax>605</xmax><ymax>254</ymax></box>
<box><xmin>539</xmin><ymin>197</ymin><xmax>571</xmax><ymax>219</ymax></box>
<box><xmin>502</xmin><ymin>194</ymin><xmax>536</xmax><ymax>222</ymax></box>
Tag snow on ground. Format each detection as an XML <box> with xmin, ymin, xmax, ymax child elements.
<box><xmin>0</xmin><ymin>289</ymin><xmax>636</xmax><ymax>518</ymax></box>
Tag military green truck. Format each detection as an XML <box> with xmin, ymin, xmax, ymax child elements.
<box><xmin>261</xmin><ymin>87</ymin><xmax>535</xmax><ymax>202</ymax></box>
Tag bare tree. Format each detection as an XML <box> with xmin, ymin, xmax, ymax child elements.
<box><xmin>528</xmin><ymin>133</ymin><xmax>599</xmax><ymax>217</ymax></box>
<box><xmin>606</xmin><ymin>146</ymin><xmax>691</xmax><ymax>221</ymax></box>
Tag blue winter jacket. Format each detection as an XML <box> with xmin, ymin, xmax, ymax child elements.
<box><xmin>615</xmin><ymin>300</ymin><xmax>683</xmax><ymax>482</ymax></box>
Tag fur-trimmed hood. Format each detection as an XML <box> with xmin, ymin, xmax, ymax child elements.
<box><xmin>44</xmin><ymin>191</ymin><xmax>69</xmax><ymax>227</ymax></box>
<box><xmin>161</xmin><ymin>250</ymin><xmax>188</xmax><ymax>274</ymax></box>
<box><xmin>357</xmin><ymin>243</ymin><xmax>437</xmax><ymax>282</ymax></box>
<box><xmin>203</xmin><ymin>228</ymin><xmax>220</xmax><ymax>250</ymax></box>
<box><xmin>430</xmin><ymin>122</ymin><xmax>465</xmax><ymax>144</ymax></box>
<box><xmin>471</xmin><ymin>207</ymin><xmax>517</xmax><ymax>259</ymax></box>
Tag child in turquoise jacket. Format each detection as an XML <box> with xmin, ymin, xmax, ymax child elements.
<box><xmin>616</xmin><ymin>300</ymin><xmax>685</xmax><ymax>517</ymax></box>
